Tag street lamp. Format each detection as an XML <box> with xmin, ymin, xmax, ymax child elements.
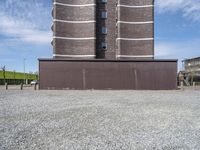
<box><xmin>24</xmin><ymin>58</ymin><xmax>26</xmax><ymax>84</ymax></box>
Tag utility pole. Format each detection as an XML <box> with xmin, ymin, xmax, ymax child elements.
<box><xmin>13</xmin><ymin>70</ymin><xmax>16</xmax><ymax>85</ymax></box>
<box><xmin>24</xmin><ymin>58</ymin><xmax>26</xmax><ymax>84</ymax></box>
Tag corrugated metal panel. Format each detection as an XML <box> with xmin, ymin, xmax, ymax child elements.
<box><xmin>39</xmin><ymin>59</ymin><xmax>177</xmax><ymax>90</ymax></box>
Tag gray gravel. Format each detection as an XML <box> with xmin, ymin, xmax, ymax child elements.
<box><xmin>0</xmin><ymin>88</ymin><xmax>200</xmax><ymax>150</ymax></box>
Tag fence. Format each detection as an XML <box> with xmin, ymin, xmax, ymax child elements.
<box><xmin>194</xmin><ymin>82</ymin><xmax>200</xmax><ymax>86</ymax></box>
<box><xmin>0</xmin><ymin>79</ymin><xmax>33</xmax><ymax>85</ymax></box>
<box><xmin>1</xmin><ymin>83</ymin><xmax>38</xmax><ymax>90</ymax></box>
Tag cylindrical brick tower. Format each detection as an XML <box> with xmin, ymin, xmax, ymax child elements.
<box><xmin>52</xmin><ymin>0</ymin><xmax>96</xmax><ymax>59</ymax></box>
<box><xmin>117</xmin><ymin>0</ymin><xmax>154</xmax><ymax>59</ymax></box>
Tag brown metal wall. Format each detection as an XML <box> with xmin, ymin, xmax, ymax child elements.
<box><xmin>39</xmin><ymin>59</ymin><xmax>177</xmax><ymax>90</ymax></box>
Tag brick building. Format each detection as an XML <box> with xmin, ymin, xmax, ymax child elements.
<box><xmin>180</xmin><ymin>57</ymin><xmax>200</xmax><ymax>84</ymax></box>
<box><xmin>183</xmin><ymin>57</ymin><xmax>200</xmax><ymax>74</ymax></box>
<box><xmin>39</xmin><ymin>0</ymin><xmax>177</xmax><ymax>90</ymax></box>
<box><xmin>52</xmin><ymin>0</ymin><xmax>153</xmax><ymax>59</ymax></box>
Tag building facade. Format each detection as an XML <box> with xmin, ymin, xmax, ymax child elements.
<box><xmin>183</xmin><ymin>57</ymin><xmax>200</xmax><ymax>74</ymax></box>
<box><xmin>180</xmin><ymin>57</ymin><xmax>200</xmax><ymax>84</ymax></box>
<box><xmin>52</xmin><ymin>0</ymin><xmax>154</xmax><ymax>59</ymax></box>
<box><xmin>39</xmin><ymin>0</ymin><xmax>177</xmax><ymax>90</ymax></box>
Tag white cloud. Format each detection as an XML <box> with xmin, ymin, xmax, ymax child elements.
<box><xmin>0</xmin><ymin>0</ymin><xmax>52</xmax><ymax>45</ymax></box>
<box><xmin>0</xmin><ymin>14</ymin><xmax>51</xmax><ymax>44</ymax></box>
<box><xmin>155</xmin><ymin>40</ymin><xmax>200</xmax><ymax>70</ymax></box>
<box><xmin>156</xmin><ymin>0</ymin><xmax>200</xmax><ymax>21</ymax></box>
<box><xmin>155</xmin><ymin>42</ymin><xmax>173</xmax><ymax>57</ymax></box>
<box><xmin>155</xmin><ymin>40</ymin><xmax>200</xmax><ymax>59</ymax></box>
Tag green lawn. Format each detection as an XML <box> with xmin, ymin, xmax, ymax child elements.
<box><xmin>0</xmin><ymin>71</ymin><xmax>38</xmax><ymax>80</ymax></box>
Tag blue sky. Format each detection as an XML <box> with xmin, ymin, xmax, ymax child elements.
<box><xmin>0</xmin><ymin>0</ymin><xmax>200</xmax><ymax>72</ymax></box>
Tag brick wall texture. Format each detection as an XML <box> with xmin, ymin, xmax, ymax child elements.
<box><xmin>52</xmin><ymin>0</ymin><xmax>154</xmax><ymax>59</ymax></box>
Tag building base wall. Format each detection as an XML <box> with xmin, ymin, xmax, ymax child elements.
<box><xmin>39</xmin><ymin>59</ymin><xmax>177</xmax><ymax>90</ymax></box>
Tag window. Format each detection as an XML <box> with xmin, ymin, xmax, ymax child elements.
<box><xmin>101</xmin><ymin>42</ymin><xmax>107</xmax><ymax>50</ymax></box>
<box><xmin>101</xmin><ymin>11</ymin><xmax>107</xmax><ymax>19</ymax></box>
<box><xmin>101</xmin><ymin>27</ymin><xmax>107</xmax><ymax>34</ymax></box>
<box><xmin>101</xmin><ymin>0</ymin><xmax>107</xmax><ymax>3</ymax></box>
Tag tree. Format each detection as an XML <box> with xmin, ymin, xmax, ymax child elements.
<box><xmin>1</xmin><ymin>66</ymin><xmax>6</xmax><ymax>85</ymax></box>
<box><xmin>34</xmin><ymin>71</ymin><xmax>39</xmax><ymax>75</ymax></box>
<box><xmin>34</xmin><ymin>71</ymin><xmax>39</xmax><ymax>80</ymax></box>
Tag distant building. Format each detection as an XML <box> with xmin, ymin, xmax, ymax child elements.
<box><xmin>180</xmin><ymin>57</ymin><xmax>200</xmax><ymax>85</ymax></box>
<box><xmin>183</xmin><ymin>57</ymin><xmax>200</xmax><ymax>75</ymax></box>
<box><xmin>39</xmin><ymin>0</ymin><xmax>177</xmax><ymax>90</ymax></box>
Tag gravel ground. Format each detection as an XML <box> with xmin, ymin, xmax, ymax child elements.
<box><xmin>0</xmin><ymin>88</ymin><xmax>200</xmax><ymax>150</ymax></box>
